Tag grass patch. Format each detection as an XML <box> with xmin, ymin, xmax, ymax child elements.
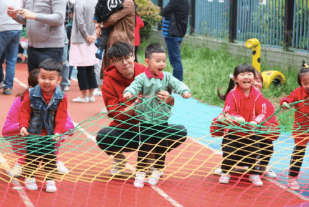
<box><xmin>137</xmin><ymin>40</ymin><xmax>300</xmax><ymax>132</ymax></box>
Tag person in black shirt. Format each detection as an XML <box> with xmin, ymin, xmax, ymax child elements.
<box><xmin>93</xmin><ymin>0</ymin><xmax>124</xmax><ymax>60</ymax></box>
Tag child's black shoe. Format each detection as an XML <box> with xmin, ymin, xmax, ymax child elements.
<box><xmin>95</xmin><ymin>48</ymin><xmax>103</xmax><ymax>60</ymax></box>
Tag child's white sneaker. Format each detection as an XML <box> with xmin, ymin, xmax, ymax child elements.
<box><xmin>110</xmin><ymin>154</ymin><xmax>126</xmax><ymax>175</ymax></box>
<box><xmin>46</xmin><ymin>180</ymin><xmax>57</xmax><ymax>193</ymax></box>
<box><xmin>134</xmin><ymin>171</ymin><xmax>146</xmax><ymax>188</ymax></box>
<box><xmin>147</xmin><ymin>169</ymin><xmax>163</xmax><ymax>185</ymax></box>
<box><xmin>264</xmin><ymin>168</ymin><xmax>277</xmax><ymax>178</ymax></box>
<box><xmin>288</xmin><ymin>177</ymin><xmax>300</xmax><ymax>191</ymax></box>
<box><xmin>219</xmin><ymin>173</ymin><xmax>230</xmax><ymax>184</ymax></box>
<box><xmin>25</xmin><ymin>177</ymin><xmax>38</xmax><ymax>191</ymax></box>
<box><xmin>249</xmin><ymin>174</ymin><xmax>263</xmax><ymax>186</ymax></box>
<box><xmin>213</xmin><ymin>167</ymin><xmax>222</xmax><ymax>175</ymax></box>
<box><xmin>9</xmin><ymin>163</ymin><xmax>22</xmax><ymax>177</ymax></box>
<box><xmin>57</xmin><ymin>161</ymin><xmax>69</xmax><ymax>174</ymax></box>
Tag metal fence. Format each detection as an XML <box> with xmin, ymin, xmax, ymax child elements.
<box><xmin>151</xmin><ymin>0</ymin><xmax>309</xmax><ymax>51</ymax></box>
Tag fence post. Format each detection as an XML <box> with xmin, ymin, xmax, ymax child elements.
<box><xmin>229</xmin><ymin>0</ymin><xmax>238</xmax><ymax>43</ymax></box>
<box><xmin>283</xmin><ymin>0</ymin><xmax>295</xmax><ymax>51</ymax></box>
<box><xmin>158</xmin><ymin>0</ymin><xmax>163</xmax><ymax>31</ymax></box>
<box><xmin>190</xmin><ymin>0</ymin><xmax>196</xmax><ymax>35</ymax></box>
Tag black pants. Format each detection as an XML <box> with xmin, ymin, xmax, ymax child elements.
<box><xmin>221</xmin><ymin>135</ymin><xmax>260</xmax><ymax>174</ymax></box>
<box><xmin>27</xmin><ymin>47</ymin><xmax>63</xmax><ymax>73</ymax></box>
<box><xmin>134</xmin><ymin>46</ymin><xmax>139</xmax><ymax>62</ymax></box>
<box><xmin>137</xmin><ymin>123</ymin><xmax>187</xmax><ymax>171</ymax></box>
<box><xmin>77</xmin><ymin>66</ymin><xmax>98</xmax><ymax>90</ymax></box>
<box><xmin>258</xmin><ymin>138</ymin><xmax>274</xmax><ymax>170</ymax></box>
<box><xmin>289</xmin><ymin>145</ymin><xmax>306</xmax><ymax>177</ymax></box>
<box><xmin>24</xmin><ymin>153</ymin><xmax>57</xmax><ymax>180</ymax></box>
<box><xmin>96</xmin><ymin>124</ymin><xmax>187</xmax><ymax>159</ymax></box>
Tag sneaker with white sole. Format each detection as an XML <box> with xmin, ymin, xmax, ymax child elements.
<box><xmin>57</xmin><ymin>161</ymin><xmax>69</xmax><ymax>174</ymax></box>
<box><xmin>249</xmin><ymin>174</ymin><xmax>263</xmax><ymax>186</ymax></box>
<box><xmin>9</xmin><ymin>163</ymin><xmax>22</xmax><ymax>177</ymax></box>
<box><xmin>147</xmin><ymin>169</ymin><xmax>163</xmax><ymax>185</ymax></box>
<box><xmin>264</xmin><ymin>168</ymin><xmax>277</xmax><ymax>178</ymax></box>
<box><xmin>134</xmin><ymin>171</ymin><xmax>146</xmax><ymax>188</ymax></box>
<box><xmin>213</xmin><ymin>167</ymin><xmax>222</xmax><ymax>175</ymax></box>
<box><xmin>219</xmin><ymin>173</ymin><xmax>230</xmax><ymax>184</ymax></box>
<box><xmin>88</xmin><ymin>96</ymin><xmax>95</xmax><ymax>103</ymax></box>
<box><xmin>288</xmin><ymin>177</ymin><xmax>300</xmax><ymax>191</ymax></box>
<box><xmin>46</xmin><ymin>180</ymin><xmax>57</xmax><ymax>193</ymax></box>
<box><xmin>25</xmin><ymin>177</ymin><xmax>38</xmax><ymax>191</ymax></box>
<box><xmin>110</xmin><ymin>154</ymin><xmax>126</xmax><ymax>175</ymax></box>
<box><xmin>72</xmin><ymin>96</ymin><xmax>89</xmax><ymax>103</ymax></box>
<box><xmin>63</xmin><ymin>85</ymin><xmax>69</xmax><ymax>91</ymax></box>
<box><xmin>93</xmin><ymin>89</ymin><xmax>102</xmax><ymax>96</ymax></box>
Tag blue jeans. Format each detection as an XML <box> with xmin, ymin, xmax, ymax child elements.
<box><xmin>28</xmin><ymin>47</ymin><xmax>63</xmax><ymax>73</ymax></box>
<box><xmin>61</xmin><ymin>30</ymin><xmax>69</xmax><ymax>88</ymax></box>
<box><xmin>0</xmin><ymin>53</ymin><xmax>5</xmax><ymax>83</ymax></box>
<box><xmin>164</xmin><ymin>36</ymin><xmax>184</xmax><ymax>81</ymax></box>
<box><xmin>0</xmin><ymin>30</ymin><xmax>22</xmax><ymax>89</ymax></box>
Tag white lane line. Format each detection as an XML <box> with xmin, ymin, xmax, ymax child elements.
<box><xmin>0</xmin><ymin>153</ymin><xmax>35</xmax><ymax>207</ymax></box>
<box><xmin>188</xmin><ymin>136</ymin><xmax>222</xmax><ymax>155</ymax></box>
<box><xmin>72</xmin><ymin>122</ymin><xmax>183</xmax><ymax>207</ymax></box>
<box><xmin>189</xmin><ymin>137</ymin><xmax>309</xmax><ymax>201</ymax></box>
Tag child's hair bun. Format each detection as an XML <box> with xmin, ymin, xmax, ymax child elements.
<box><xmin>302</xmin><ymin>60</ymin><xmax>308</xmax><ymax>69</ymax></box>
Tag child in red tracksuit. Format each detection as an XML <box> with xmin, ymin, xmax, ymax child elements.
<box><xmin>216</xmin><ymin>64</ymin><xmax>267</xmax><ymax>186</ymax></box>
<box><xmin>211</xmin><ymin>69</ymin><xmax>280</xmax><ymax>179</ymax></box>
<box><xmin>280</xmin><ymin>61</ymin><xmax>309</xmax><ymax>191</ymax></box>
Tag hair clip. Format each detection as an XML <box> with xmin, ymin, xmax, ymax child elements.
<box><xmin>302</xmin><ymin>60</ymin><xmax>308</xmax><ymax>69</ymax></box>
<box><xmin>229</xmin><ymin>74</ymin><xmax>234</xmax><ymax>79</ymax></box>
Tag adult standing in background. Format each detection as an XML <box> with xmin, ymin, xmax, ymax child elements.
<box><xmin>7</xmin><ymin>0</ymin><xmax>66</xmax><ymax>73</ymax></box>
<box><xmin>161</xmin><ymin>0</ymin><xmax>190</xmax><ymax>81</ymax></box>
<box><xmin>1</xmin><ymin>0</ymin><xmax>22</xmax><ymax>95</ymax></box>
<box><xmin>69</xmin><ymin>0</ymin><xmax>99</xmax><ymax>103</ymax></box>
<box><xmin>96</xmin><ymin>0</ymin><xmax>135</xmax><ymax>80</ymax></box>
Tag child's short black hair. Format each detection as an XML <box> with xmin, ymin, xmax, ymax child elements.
<box><xmin>107</xmin><ymin>41</ymin><xmax>134</xmax><ymax>59</ymax></box>
<box><xmin>38</xmin><ymin>58</ymin><xmax>62</xmax><ymax>76</ymax></box>
<box><xmin>145</xmin><ymin>43</ymin><xmax>165</xmax><ymax>59</ymax></box>
<box><xmin>298</xmin><ymin>60</ymin><xmax>309</xmax><ymax>86</ymax></box>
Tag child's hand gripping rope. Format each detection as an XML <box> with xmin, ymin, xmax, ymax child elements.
<box><xmin>52</xmin><ymin>133</ymin><xmax>61</xmax><ymax>141</ymax></box>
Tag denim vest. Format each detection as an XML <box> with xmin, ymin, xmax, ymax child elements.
<box><xmin>28</xmin><ymin>85</ymin><xmax>65</xmax><ymax>135</ymax></box>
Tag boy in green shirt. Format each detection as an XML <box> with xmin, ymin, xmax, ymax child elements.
<box><xmin>123</xmin><ymin>43</ymin><xmax>191</xmax><ymax>188</ymax></box>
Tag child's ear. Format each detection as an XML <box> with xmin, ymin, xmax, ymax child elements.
<box><xmin>145</xmin><ymin>58</ymin><xmax>150</xmax><ymax>66</ymax></box>
<box><xmin>58</xmin><ymin>76</ymin><xmax>62</xmax><ymax>85</ymax></box>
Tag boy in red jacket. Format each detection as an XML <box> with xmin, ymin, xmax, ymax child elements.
<box><xmin>19</xmin><ymin>59</ymin><xmax>68</xmax><ymax>193</ymax></box>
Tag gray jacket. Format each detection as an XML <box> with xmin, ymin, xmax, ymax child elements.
<box><xmin>14</xmin><ymin>0</ymin><xmax>66</xmax><ymax>48</ymax></box>
<box><xmin>71</xmin><ymin>0</ymin><xmax>97</xmax><ymax>44</ymax></box>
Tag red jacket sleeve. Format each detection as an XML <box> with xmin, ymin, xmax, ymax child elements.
<box><xmin>223</xmin><ymin>93</ymin><xmax>244</xmax><ymax>119</ymax></box>
<box><xmin>102</xmin><ymin>77</ymin><xmax>136</xmax><ymax>122</ymax></box>
<box><xmin>280</xmin><ymin>88</ymin><xmax>298</xmax><ymax>106</ymax></box>
<box><xmin>54</xmin><ymin>94</ymin><xmax>68</xmax><ymax>134</ymax></box>
<box><xmin>253</xmin><ymin>96</ymin><xmax>267</xmax><ymax>124</ymax></box>
<box><xmin>19</xmin><ymin>91</ymin><xmax>32</xmax><ymax>129</ymax></box>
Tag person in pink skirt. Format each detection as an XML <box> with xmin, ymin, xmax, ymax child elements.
<box><xmin>69</xmin><ymin>0</ymin><xmax>99</xmax><ymax>103</ymax></box>
<box><xmin>2</xmin><ymin>69</ymin><xmax>74</xmax><ymax>177</ymax></box>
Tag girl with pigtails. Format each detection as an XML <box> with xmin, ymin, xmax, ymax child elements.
<box><xmin>214</xmin><ymin>63</ymin><xmax>267</xmax><ymax>186</ymax></box>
